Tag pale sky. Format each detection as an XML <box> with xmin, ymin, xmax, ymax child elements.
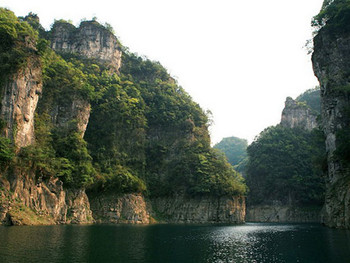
<box><xmin>2</xmin><ymin>0</ymin><xmax>324</xmax><ymax>144</ymax></box>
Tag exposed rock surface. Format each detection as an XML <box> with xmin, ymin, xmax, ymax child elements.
<box><xmin>49</xmin><ymin>97</ymin><xmax>91</xmax><ymax>137</ymax></box>
<box><xmin>0</xmin><ymin>53</ymin><xmax>42</xmax><ymax>148</ymax></box>
<box><xmin>312</xmin><ymin>26</ymin><xmax>350</xmax><ymax>228</ymax></box>
<box><xmin>0</xmin><ymin>171</ymin><xmax>93</xmax><ymax>225</ymax></box>
<box><xmin>246</xmin><ymin>205</ymin><xmax>321</xmax><ymax>223</ymax></box>
<box><xmin>152</xmin><ymin>195</ymin><xmax>245</xmax><ymax>224</ymax></box>
<box><xmin>50</xmin><ymin>21</ymin><xmax>122</xmax><ymax>72</ymax></box>
<box><xmin>0</xmin><ymin>14</ymin><xmax>247</xmax><ymax>226</ymax></box>
<box><xmin>281</xmin><ymin>97</ymin><xmax>318</xmax><ymax>131</ymax></box>
<box><xmin>89</xmin><ymin>193</ymin><xmax>151</xmax><ymax>224</ymax></box>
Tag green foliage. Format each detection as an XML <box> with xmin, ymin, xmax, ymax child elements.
<box><xmin>92</xmin><ymin>165</ymin><xmax>146</xmax><ymax>194</ymax></box>
<box><xmin>246</xmin><ymin>125</ymin><xmax>326</xmax><ymax>206</ymax></box>
<box><xmin>39</xmin><ymin>48</ymin><xmax>95</xmax><ymax>109</ymax></box>
<box><xmin>0</xmin><ymin>136</ymin><xmax>15</xmax><ymax>167</ymax></box>
<box><xmin>0</xmin><ymin>8</ymin><xmax>38</xmax><ymax>87</ymax></box>
<box><xmin>2</xmin><ymin>9</ymin><xmax>246</xmax><ymax>197</ymax></box>
<box><xmin>296</xmin><ymin>87</ymin><xmax>321</xmax><ymax>114</ymax></box>
<box><xmin>52</xmin><ymin>130</ymin><xmax>95</xmax><ymax>187</ymax></box>
<box><xmin>117</xmin><ymin>51</ymin><xmax>246</xmax><ymax>197</ymax></box>
<box><xmin>104</xmin><ymin>22</ymin><xmax>115</xmax><ymax>34</ymax></box>
<box><xmin>313</xmin><ymin>0</ymin><xmax>350</xmax><ymax>35</ymax></box>
<box><xmin>18</xmin><ymin>113</ymin><xmax>60</xmax><ymax>179</ymax></box>
<box><xmin>20</xmin><ymin>12</ymin><xmax>46</xmax><ymax>38</ymax></box>
<box><xmin>213</xmin><ymin>136</ymin><xmax>248</xmax><ymax>173</ymax></box>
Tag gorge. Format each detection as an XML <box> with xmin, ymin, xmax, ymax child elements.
<box><xmin>1</xmin><ymin>0</ymin><xmax>350</xmax><ymax>231</ymax></box>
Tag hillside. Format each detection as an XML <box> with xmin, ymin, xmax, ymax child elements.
<box><xmin>244</xmin><ymin>90</ymin><xmax>326</xmax><ymax>222</ymax></box>
<box><xmin>213</xmin><ymin>136</ymin><xmax>248</xmax><ymax>174</ymax></box>
<box><xmin>0</xmin><ymin>9</ymin><xmax>246</xmax><ymax>225</ymax></box>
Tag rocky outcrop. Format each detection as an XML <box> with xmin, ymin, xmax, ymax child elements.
<box><xmin>50</xmin><ymin>21</ymin><xmax>122</xmax><ymax>72</ymax></box>
<box><xmin>281</xmin><ymin>97</ymin><xmax>318</xmax><ymax>131</ymax></box>
<box><xmin>0</xmin><ymin>53</ymin><xmax>42</xmax><ymax>148</ymax></box>
<box><xmin>312</xmin><ymin>24</ymin><xmax>350</xmax><ymax>228</ymax></box>
<box><xmin>246</xmin><ymin>205</ymin><xmax>321</xmax><ymax>223</ymax></box>
<box><xmin>49</xmin><ymin>97</ymin><xmax>91</xmax><ymax>137</ymax></box>
<box><xmin>152</xmin><ymin>195</ymin><xmax>245</xmax><ymax>224</ymax></box>
<box><xmin>48</xmin><ymin>21</ymin><xmax>122</xmax><ymax>136</ymax></box>
<box><xmin>89</xmin><ymin>193</ymin><xmax>151</xmax><ymax>224</ymax></box>
<box><xmin>0</xmin><ymin>170</ymin><xmax>93</xmax><ymax>225</ymax></box>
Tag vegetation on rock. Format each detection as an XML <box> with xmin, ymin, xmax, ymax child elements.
<box><xmin>245</xmin><ymin>90</ymin><xmax>326</xmax><ymax>206</ymax></box>
<box><xmin>245</xmin><ymin>125</ymin><xmax>326</xmax><ymax>205</ymax></box>
<box><xmin>296</xmin><ymin>87</ymin><xmax>321</xmax><ymax>114</ymax></box>
<box><xmin>213</xmin><ymin>136</ymin><xmax>248</xmax><ymax>174</ymax></box>
<box><xmin>313</xmin><ymin>0</ymin><xmax>350</xmax><ymax>37</ymax></box>
<box><xmin>0</xmin><ymin>8</ymin><xmax>246</xmax><ymax>198</ymax></box>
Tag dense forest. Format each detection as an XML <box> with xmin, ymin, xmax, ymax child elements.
<box><xmin>213</xmin><ymin>136</ymin><xmax>248</xmax><ymax>174</ymax></box>
<box><xmin>0</xmin><ymin>8</ymin><xmax>246</xmax><ymax>199</ymax></box>
<box><xmin>245</xmin><ymin>89</ymin><xmax>326</xmax><ymax>206</ymax></box>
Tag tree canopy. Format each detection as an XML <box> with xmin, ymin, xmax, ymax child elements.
<box><xmin>213</xmin><ymin>136</ymin><xmax>248</xmax><ymax>174</ymax></box>
<box><xmin>245</xmin><ymin>125</ymin><xmax>326</xmax><ymax>206</ymax></box>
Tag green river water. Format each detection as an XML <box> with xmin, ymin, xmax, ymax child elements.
<box><xmin>0</xmin><ymin>223</ymin><xmax>349</xmax><ymax>262</ymax></box>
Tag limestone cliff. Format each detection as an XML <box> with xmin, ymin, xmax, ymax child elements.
<box><xmin>152</xmin><ymin>195</ymin><xmax>245</xmax><ymax>224</ymax></box>
<box><xmin>0</xmin><ymin>9</ymin><xmax>247</xmax><ymax>226</ymax></box>
<box><xmin>50</xmin><ymin>21</ymin><xmax>122</xmax><ymax>72</ymax></box>
<box><xmin>88</xmin><ymin>194</ymin><xmax>245</xmax><ymax>224</ymax></box>
<box><xmin>246</xmin><ymin>205</ymin><xmax>321</xmax><ymax>223</ymax></box>
<box><xmin>48</xmin><ymin>97</ymin><xmax>91</xmax><ymax>137</ymax></box>
<box><xmin>312</xmin><ymin>25</ymin><xmax>350</xmax><ymax>228</ymax></box>
<box><xmin>0</xmin><ymin>47</ymin><xmax>42</xmax><ymax>148</ymax></box>
<box><xmin>281</xmin><ymin>97</ymin><xmax>318</xmax><ymax>131</ymax></box>
<box><xmin>89</xmin><ymin>193</ymin><xmax>151</xmax><ymax>224</ymax></box>
<box><xmin>0</xmin><ymin>170</ymin><xmax>93</xmax><ymax>225</ymax></box>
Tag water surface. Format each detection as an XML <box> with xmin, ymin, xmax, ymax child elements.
<box><xmin>0</xmin><ymin>223</ymin><xmax>349</xmax><ymax>263</ymax></box>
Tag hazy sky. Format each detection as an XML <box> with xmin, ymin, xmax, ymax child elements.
<box><xmin>2</xmin><ymin>0</ymin><xmax>324</xmax><ymax>144</ymax></box>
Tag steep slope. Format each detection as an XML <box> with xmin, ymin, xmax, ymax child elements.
<box><xmin>281</xmin><ymin>97</ymin><xmax>318</xmax><ymax>131</ymax></box>
<box><xmin>245</xmin><ymin>91</ymin><xmax>325</xmax><ymax>222</ymax></box>
<box><xmin>0</xmin><ymin>9</ymin><xmax>93</xmax><ymax>225</ymax></box>
<box><xmin>213</xmin><ymin>136</ymin><xmax>248</xmax><ymax>174</ymax></box>
<box><xmin>312</xmin><ymin>0</ymin><xmax>350</xmax><ymax>228</ymax></box>
<box><xmin>0</xmin><ymin>9</ymin><xmax>247</xmax><ymax>225</ymax></box>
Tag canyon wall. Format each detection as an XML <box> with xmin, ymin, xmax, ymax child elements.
<box><xmin>312</xmin><ymin>25</ymin><xmax>350</xmax><ymax>228</ymax></box>
<box><xmin>246</xmin><ymin>205</ymin><xmax>321</xmax><ymax>223</ymax></box>
<box><xmin>281</xmin><ymin>97</ymin><xmax>318</xmax><ymax>131</ymax></box>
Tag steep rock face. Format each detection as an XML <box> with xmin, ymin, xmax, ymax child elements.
<box><xmin>89</xmin><ymin>193</ymin><xmax>151</xmax><ymax>224</ymax></box>
<box><xmin>246</xmin><ymin>205</ymin><xmax>321</xmax><ymax>223</ymax></box>
<box><xmin>48</xmin><ymin>21</ymin><xmax>122</xmax><ymax>136</ymax></box>
<box><xmin>0</xmin><ymin>54</ymin><xmax>42</xmax><ymax>148</ymax></box>
<box><xmin>312</xmin><ymin>29</ymin><xmax>350</xmax><ymax>228</ymax></box>
<box><xmin>65</xmin><ymin>189</ymin><xmax>93</xmax><ymax>224</ymax></box>
<box><xmin>49</xmin><ymin>97</ymin><xmax>91</xmax><ymax>137</ymax></box>
<box><xmin>152</xmin><ymin>195</ymin><xmax>245</xmax><ymax>224</ymax></box>
<box><xmin>50</xmin><ymin>21</ymin><xmax>122</xmax><ymax>72</ymax></box>
<box><xmin>281</xmin><ymin>97</ymin><xmax>318</xmax><ymax>131</ymax></box>
<box><xmin>0</xmin><ymin>170</ymin><xmax>93</xmax><ymax>225</ymax></box>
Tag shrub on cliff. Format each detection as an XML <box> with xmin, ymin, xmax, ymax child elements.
<box><xmin>0</xmin><ymin>136</ymin><xmax>15</xmax><ymax>167</ymax></box>
<box><xmin>313</xmin><ymin>0</ymin><xmax>350</xmax><ymax>34</ymax></box>
<box><xmin>0</xmin><ymin>8</ymin><xmax>37</xmax><ymax>87</ymax></box>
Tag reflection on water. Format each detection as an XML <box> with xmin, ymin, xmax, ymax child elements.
<box><xmin>0</xmin><ymin>223</ymin><xmax>350</xmax><ymax>263</ymax></box>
